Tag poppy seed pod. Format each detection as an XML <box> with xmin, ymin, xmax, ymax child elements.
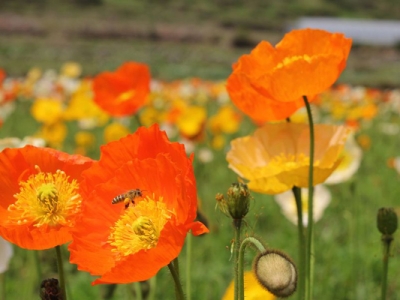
<box><xmin>216</xmin><ymin>182</ymin><xmax>251</xmax><ymax>220</ymax></box>
<box><xmin>253</xmin><ymin>249</ymin><xmax>297</xmax><ymax>298</ymax></box>
<box><xmin>377</xmin><ymin>207</ymin><xmax>398</xmax><ymax>236</ymax></box>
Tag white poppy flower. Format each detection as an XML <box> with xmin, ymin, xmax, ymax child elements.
<box><xmin>274</xmin><ymin>184</ymin><xmax>331</xmax><ymax>227</ymax></box>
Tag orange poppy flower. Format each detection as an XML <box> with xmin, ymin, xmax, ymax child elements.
<box><xmin>227</xmin><ymin>123</ymin><xmax>350</xmax><ymax>194</ymax></box>
<box><xmin>69</xmin><ymin>124</ymin><xmax>208</xmax><ymax>284</ymax></box>
<box><xmin>227</xmin><ymin>28</ymin><xmax>352</xmax><ymax>123</ymax></box>
<box><xmin>92</xmin><ymin>61</ymin><xmax>151</xmax><ymax>116</ymax></box>
<box><xmin>0</xmin><ymin>145</ymin><xmax>93</xmax><ymax>250</ymax></box>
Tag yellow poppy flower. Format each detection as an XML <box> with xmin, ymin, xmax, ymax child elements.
<box><xmin>222</xmin><ymin>271</ymin><xmax>275</xmax><ymax>300</ymax></box>
<box><xmin>227</xmin><ymin>123</ymin><xmax>349</xmax><ymax>194</ymax></box>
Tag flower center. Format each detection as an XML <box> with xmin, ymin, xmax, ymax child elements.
<box><xmin>7</xmin><ymin>166</ymin><xmax>81</xmax><ymax>228</ymax></box>
<box><xmin>108</xmin><ymin>196</ymin><xmax>171</xmax><ymax>260</ymax></box>
<box><xmin>276</xmin><ymin>55</ymin><xmax>312</xmax><ymax>69</ymax></box>
<box><xmin>116</xmin><ymin>89</ymin><xmax>136</xmax><ymax>103</ymax></box>
<box><xmin>270</xmin><ymin>153</ymin><xmax>311</xmax><ymax>171</ymax></box>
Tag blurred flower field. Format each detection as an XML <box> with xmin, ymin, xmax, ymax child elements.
<box><xmin>1</xmin><ymin>51</ymin><xmax>400</xmax><ymax>299</ymax></box>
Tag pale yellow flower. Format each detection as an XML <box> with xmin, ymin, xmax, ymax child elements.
<box><xmin>227</xmin><ymin>123</ymin><xmax>349</xmax><ymax>194</ymax></box>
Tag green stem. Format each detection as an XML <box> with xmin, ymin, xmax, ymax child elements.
<box><xmin>233</xmin><ymin>219</ymin><xmax>242</xmax><ymax>300</ymax></box>
<box><xmin>147</xmin><ymin>276</ymin><xmax>157</xmax><ymax>300</ymax></box>
<box><xmin>186</xmin><ymin>233</ymin><xmax>192</xmax><ymax>300</ymax></box>
<box><xmin>303</xmin><ymin>95</ymin><xmax>315</xmax><ymax>300</ymax></box>
<box><xmin>133</xmin><ymin>282</ymin><xmax>143</xmax><ymax>300</ymax></box>
<box><xmin>292</xmin><ymin>186</ymin><xmax>305</xmax><ymax>300</ymax></box>
<box><xmin>55</xmin><ymin>245</ymin><xmax>67</xmax><ymax>300</ymax></box>
<box><xmin>33</xmin><ymin>250</ymin><xmax>43</xmax><ymax>285</ymax></box>
<box><xmin>237</xmin><ymin>236</ymin><xmax>266</xmax><ymax>300</ymax></box>
<box><xmin>168</xmin><ymin>259</ymin><xmax>185</xmax><ymax>300</ymax></box>
<box><xmin>381</xmin><ymin>236</ymin><xmax>392</xmax><ymax>300</ymax></box>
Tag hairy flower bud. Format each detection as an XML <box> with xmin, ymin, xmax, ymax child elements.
<box><xmin>216</xmin><ymin>182</ymin><xmax>251</xmax><ymax>220</ymax></box>
<box><xmin>253</xmin><ymin>249</ymin><xmax>297</xmax><ymax>298</ymax></box>
<box><xmin>377</xmin><ymin>207</ymin><xmax>398</xmax><ymax>236</ymax></box>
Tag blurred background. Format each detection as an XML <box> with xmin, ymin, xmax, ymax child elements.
<box><xmin>0</xmin><ymin>0</ymin><xmax>400</xmax><ymax>86</ymax></box>
<box><xmin>1</xmin><ymin>1</ymin><xmax>400</xmax><ymax>299</ymax></box>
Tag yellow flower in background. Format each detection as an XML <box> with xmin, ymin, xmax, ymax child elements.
<box><xmin>75</xmin><ymin>131</ymin><xmax>95</xmax><ymax>148</ymax></box>
<box><xmin>208</xmin><ymin>105</ymin><xmax>241</xmax><ymax>135</ymax></box>
<box><xmin>176</xmin><ymin>106</ymin><xmax>207</xmax><ymax>139</ymax></box>
<box><xmin>37</xmin><ymin>122</ymin><xmax>67</xmax><ymax>149</ymax></box>
<box><xmin>211</xmin><ymin>134</ymin><xmax>226</xmax><ymax>150</ymax></box>
<box><xmin>74</xmin><ymin>131</ymin><xmax>96</xmax><ymax>155</ymax></box>
<box><xmin>139</xmin><ymin>106</ymin><xmax>165</xmax><ymax>127</ymax></box>
<box><xmin>274</xmin><ymin>184</ymin><xmax>331</xmax><ymax>227</ymax></box>
<box><xmin>63</xmin><ymin>79</ymin><xmax>109</xmax><ymax>129</ymax></box>
<box><xmin>222</xmin><ymin>271</ymin><xmax>275</xmax><ymax>300</ymax></box>
<box><xmin>31</xmin><ymin>98</ymin><xmax>64</xmax><ymax>124</ymax></box>
<box><xmin>325</xmin><ymin>132</ymin><xmax>362</xmax><ymax>185</ymax></box>
<box><xmin>227</xmin><ymin>123</ymin><xmax>349</xmax><ymax>194</ymax></box>
<box><xmin>104</xmin><ymin>122</ymin><xmax>130</xmax><ymax>143</ymax></box>
<box><xmin>60</xmin><ymin>62</ymin><xmax>82</xmax><ymax>78</ymax></box>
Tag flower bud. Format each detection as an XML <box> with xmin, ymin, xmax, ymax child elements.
<box><xmin>253</xmin><ymin>249</ymin><xmax>297</xmax><ymax>298</ymax></box>
<box><xmin>216</xmin><ymin>182</ymin><xmax>251</xmax><ymax>220</ymax></box>
<box><xmin>377</xmin><ymin>207</ymin><xmax>398</xmax><ymax>236</ymax></box>
<box><xmin>40</xmin><ymin>278</ymin><xmax>62</xmax><ymax>300</ymax></box>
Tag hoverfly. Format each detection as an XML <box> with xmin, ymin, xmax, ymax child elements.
<box><xmin>112</xmin><ymin>189</ymin><xmax>143</xmax><ymax>209</ymax></box>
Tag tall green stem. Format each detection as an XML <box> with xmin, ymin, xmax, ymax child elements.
<box><xmin>303</xmin><ymin>95</ymin><xmax>315</xmax><ymax>300</ymax></box>
<box><xmin>381</xmin><ymin>236</ymin><xmax>392</xmax><ymax>300</ymax></box>
<box><xmin>186</xmin><ymin>233</ymin><xmax>192</xmax><ymax>300</ymax></box>
<box><xmin>292</xmin><ymin>186</ymin><xmax>305</xmax><ymax>300</ymax></box>
<box><xmin>233</xmin><ymin>219</ymin><xmax>242</xmax><ymax>300</ymax></box>
<box><xmin>168</xmin><ymin>259</ymin><xmax>185</xmax><ymax>300</ymax></box>
<box><xmin>55</xmin><ymin>245</ymin><xmax>67</xmax><ymax>300</ymax></box>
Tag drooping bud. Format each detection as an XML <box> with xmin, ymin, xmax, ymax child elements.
<box><xmin>377</xmin><ymin>207</ymin><xmax>398</xmax><ymax>236</ymax></box>
<box><xmin>253</xmin><ymin>249</ymin><xmax>297</xmax><ymax>298</ymax></box>
<box><xmin>215</xmin><ymin>182</ymin><xmax>251</xmax><ymax>220</ymax></box>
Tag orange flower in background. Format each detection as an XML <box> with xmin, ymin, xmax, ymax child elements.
<box><xmin>69</xmin><ymin>124</ymin><xmax>208</xmax><ymax>284</ymax></box>
<box><xmin>227</xmin><ymin>123</ymin><xmax>349</xmax><ymax>194</ymax></box>
<box><xmin>0</xmin><ymin>146</ymin><xmax>93</xmax><ymax>249</ymax></box>
<box><xmin>92</xmin><ymin>61</ymin><xmax>151</xmax><ymax>116</ymax></box>
<box><xmin>227</xmin><ymin>28</ymin><xmax>352</xmax><ymax>123</ymax></box>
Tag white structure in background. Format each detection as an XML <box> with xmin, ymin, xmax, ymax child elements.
<box><xmin>288</xmin><ymin>17</ymin><xmax>400</xmax><ymax>46</ymax></box>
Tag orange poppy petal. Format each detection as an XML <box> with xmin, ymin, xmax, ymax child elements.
<box><xmin>93</xmin><ymin>62</ymin><xmax>150</xmax><ymax>117</ymax></box>
<box><xmin>227</xmin><ymin>72</ymin><xmax>305</xmax><ymax>123</ymax></box>
<box><xmin>0</xmin><ymin>146</ymin><xmax>93</xmax><ymax>249</ymax></box>
<box><xmin>69</xmin><ymin>125</ymin><xmax>207</xmax><ymax>283</ymax></box>
<box><xmin>227</xmin><ymin>28</ymin><xmax>352</xmax><ymax>121</ymax></box>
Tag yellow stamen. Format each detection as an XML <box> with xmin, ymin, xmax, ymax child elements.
<box><xmin>108</xmin><ymin>196</ymin><xmax>171</xmax><ymax>260</ymax></box>
<box><xmin>116</xmin><ymin>89</ymin><xmax>136</xmax><ymax>103</ymax></box>
<box><xmin>7</xmin><ymin>166</ymin><xmax>81</xmax><ymax>228</ymax></box>
<box><xmin>276</xmin><ymin>55</ymin><xmax>312</xmax><ymax>70</ymax></box>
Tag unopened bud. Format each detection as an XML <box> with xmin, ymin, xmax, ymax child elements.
<box><xmin>216</xmin><ymin>182</ymin><xmax>251</xmax><ymax>220</ymax></box>
<box><xmin>40</xmin><ymin>278</ymin><xmax>62</xmax><ymax>300</ymax></box>
<box><xmin>253</xmin><ymin>249</ymin><xmax>297</xmax><ymax>298</ymax></box>
<box><xmin>377</xmin><ymin>207</ymin><xmax>398</xmax><ymax>236</ymax></box>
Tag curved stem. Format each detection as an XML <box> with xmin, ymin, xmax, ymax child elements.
<box><xmin>292</xmin><ymin>186</ymin><xmax>305</xmax><ymax>300</ymax></box>
<box><xmin>237</xmin><ymin>237</ymin><xmax>266</xmax><ymax>300</ymax></box>
<box><xmin>381</xmin><ymin>236</ymin><xmax>392</xmax><ymax>300</ymax></box>
<box><xmin>303</xmin><ymin>95</ymin><xmax>315</xmax><ymax>300</ymax></box>
<box><xmin>55</xmin><ymin>245</ymin><xmax>67</xmax><ymax>300</ymax></box>
<box><xmin>168</xmin><ymin>260</ymin><xmax>185</xmax><ymax>300</ymax></box>
<box><xmin>186</xmin><ymin>233</ymin><xmax>192</xmax><ymax>300</ymax></box>
<box><xmin>233</xmin><ymin>219</ymin><xmax>242</xmax><ymax>300</ymax></box>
